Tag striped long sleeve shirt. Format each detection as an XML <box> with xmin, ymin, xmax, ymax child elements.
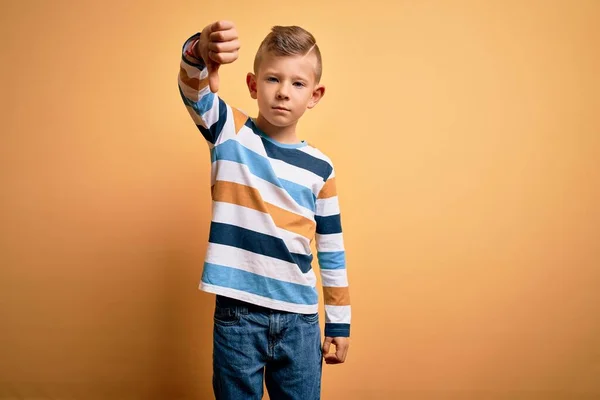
<box><xmin>178</xmin><ymin>33</ymin><xmax>350</xmax><ymax>337</ymax></box>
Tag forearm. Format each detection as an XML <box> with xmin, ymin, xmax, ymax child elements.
<box><xmin>316</xmin><ymin>170</ymin><xmax>351</xmax><ymax>337</ymax></box>
<box><xmin>178</xmin><ymin>33</ymin><xmax>225</xmax><ymax>144</ymax></box>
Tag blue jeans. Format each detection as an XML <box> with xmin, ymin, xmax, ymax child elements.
<box><xmin>212</xmin><ymin>295</ymin><xmax>323</xmax><ymax>399</ymax></box>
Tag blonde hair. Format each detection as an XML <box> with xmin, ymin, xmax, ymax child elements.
<box><xmin>253</xmin><ymin>26</ymin><xmax>322</xmax><ymax>83</ymax></box>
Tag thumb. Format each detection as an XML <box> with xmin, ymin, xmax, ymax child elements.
<box><xmin>322</xmin><ymin>337</ymin><xmax>333</xmax><ymax>355</ymax></box>
<box><xmin>207</xmin><ymin>63</ymin><xmax>220</xmax><ymax>93</ymax></box>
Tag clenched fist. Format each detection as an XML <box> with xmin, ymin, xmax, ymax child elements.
<box><xmin>196</xmin><ymin>20</ymin><xmax>240</xmax><ymax>93</ymax></box>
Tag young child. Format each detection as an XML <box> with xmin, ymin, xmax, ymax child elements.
<box><xmin>178</xmin><ymin>20</ymin><xmax>350</xmax><ymax>399</ymax></box>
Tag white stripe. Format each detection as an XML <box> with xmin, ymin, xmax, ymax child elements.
<box><xmin>324</xmin><ymin>305</ymin><xmax>351</xmax><ymax>324</ymax></box>
<box><xmin>202</xmin><ymin>94</ymin><xmax>220</xmax><ymax>132</ymax></box>
<box><xmin>206</xmin><ymin>242</ymin><xmax>317</xmax><ymax>287</ymax></box>
<box><xmin>211</xmin><ymin>201</ymin><xmax>311</xmax><ymax>254</ymax></box>
<box><xmin>201</xmin><ymin>284</ymin><xmax>319</xmax><ymax>314</ymax></box>
<box><xmin>199</xmin><ymin>66</ymin><xmax>208</xmax><ymax>80</ymax></box>
<box><xmin>316</xmin><ymin>196</ymin><xmax>340</xmax><ymax>217</ymax></box>
<box><xmin>214</xmin><ymin>104</ymin><xmax>238</xmax><ymax>146</ymax></box>
<box><xmin>268</xmin><ymin>158</ymin><xmax>321</xmax><ymax>196</ymax></box>
<box><xmin>178</xmin><ymin>75</ymin><xmax>202</xmax><ymax>102</ymax></box>
<box><xmin>235</xmin><ymin>127</ymin><xmax>269</xmax><ymax>158</ymax></box>
<box><xmin>211</xmin><ymin>160</ymin><xmax>217</xmax><ymax>183</ymax></box>
<box><xmin>214</xmin><ymin>160</ymin><xmax>315</xmax><ymax>220</ymax></box>
<box><xmin>178</xmin><ymin>62</ymin><xmax>209</xmax><ymax>99</ymax></box>
<box><xmin>320</xmin><ymin>269</ymin><xmax>348</xmax><ymax>287</ymax></box>
<box><xmin>316</xmin><ymin>233</ymin><xmax>345</xmax><ymax>252</ymax></box>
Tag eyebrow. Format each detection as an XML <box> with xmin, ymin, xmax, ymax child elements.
<box><xmin>262</xmin><ymin>71</ymin><xmax>311</xmax><ymax>81</ymax></box>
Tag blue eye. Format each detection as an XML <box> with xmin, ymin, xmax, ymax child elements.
<box><xmin>267</xmin><ymin>77</ymin><xmax>278</xmax><ymax>82</ymax></box>
<box><xmin>293</xmin><ymin>82</ymin><xmax>305</xmax><ymax>87</ymax></box>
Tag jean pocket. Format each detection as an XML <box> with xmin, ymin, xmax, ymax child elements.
<box><xmin>299</xmin><ymin>312</ymin><xmax>319</xmax><ymax>324</ymax></box>
<box><xmin>214</xmin><ymin>306</ymin><xmax>240</xmax><ymax>326</ymax></box>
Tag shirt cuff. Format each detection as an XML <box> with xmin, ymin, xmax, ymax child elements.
<box><xmin>325</xmin><ymin>323</ymin><xmax>350</xmax><ymax>338</ymax></box>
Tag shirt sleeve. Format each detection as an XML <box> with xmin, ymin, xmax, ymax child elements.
<box><xmin>177</xmin><ymin>33</ymin><xmax>248</xmax><ymax>149</ymax></box>
<box><xmin>315</xmin><ymin>167</ymin><xmax>351</xmax><ymax>337</ymax></box>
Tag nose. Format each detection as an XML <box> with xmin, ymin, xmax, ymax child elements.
<box><xmin>276</xmin><ymin>84</ymin><xmax>290</xmax><ymax>100</ymax></box>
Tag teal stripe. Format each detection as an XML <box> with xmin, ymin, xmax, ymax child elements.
<box><xmin>317</xmin><ymin>251</ymin><xmax>346</xmax><ymax>270</ymax></box>
<box><xmin>209</xmin><ymin>222</ymin><xmax>313</xmax><ymax>273</ymax></box>
<box><xmin>202</xmin><ymin>263</ymin><xmax>318</xmax><ymax>305</ymax></box>
<box><xmin>279</xmin><ymin>179</ymin><xmax>315</xmax><ymax>212</ymax></box>
<box><xmin>179</xmin><ymin>84</ymin><xmax>215</xmax><ymax>117</ymax></box>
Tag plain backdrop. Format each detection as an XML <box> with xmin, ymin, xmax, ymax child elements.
<box><xmin>1</xmin><ymin>0</ymin><xmax>599</xmax><ymax>399</ymax></box>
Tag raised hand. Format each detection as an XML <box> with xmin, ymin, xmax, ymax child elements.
<box><xmin>197</xmin><ymin>20</ymin><xmax>240</xmax><ymax>93</ymax></box>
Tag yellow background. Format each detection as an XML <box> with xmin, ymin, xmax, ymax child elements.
<box><xmin>1</xmin><ymin>0</ymin><xmax>599</xmax><ymax>399</ymax></box>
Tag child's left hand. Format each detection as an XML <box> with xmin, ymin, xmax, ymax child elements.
<box><xmin>323</xmin><ymin>336</ymin><xmax>349</xmax><ymax>364</ymax></box>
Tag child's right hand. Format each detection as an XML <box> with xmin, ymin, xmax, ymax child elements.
<box><xmin>198</xmin><ymin>20</ymin><xmax>240</xmax><ymax>93</ymax></box>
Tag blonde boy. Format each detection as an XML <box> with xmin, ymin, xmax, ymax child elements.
<box><xmin>178</xmin><ymin>20</ymin><xmax>350</xmax><ymax>399</ymax></box>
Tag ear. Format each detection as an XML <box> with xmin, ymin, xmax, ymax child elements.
<box><xmin>307</xmin><ymin>84</ymin><xmax>325</xmax><ymax>109</ymax></box>
<box><xmin>246</xmin><ymin>73</ymin><xmax>258</xmax><ymax>99</ymax></box>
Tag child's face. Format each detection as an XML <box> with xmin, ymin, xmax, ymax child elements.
<box><xmin>247</xmin><ymin>52</ymin><xmax>324</xmax><ymax>128</ymax></box>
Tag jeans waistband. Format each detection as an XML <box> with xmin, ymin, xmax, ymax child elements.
<box><xmin>216</xmin><ymin>295</ymin><xmax>278</xmax><ymax>314</ymax></box>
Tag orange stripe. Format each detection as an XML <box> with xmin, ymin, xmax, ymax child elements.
<box><xmin>212</xmin><ymin>181</ymin><xmax>268</xmax><ymax>213</ymax></box>
<box><xmin>211</xmin><ymin>181</ymin><xmax>316</xmax><ymax>239</ymax></box>
<box><xmin>318</xmin><ymin>177</ymin><xmax>337</xmax><ymax>199</ymax></box>
<box><xmin>232</xmin><ymin>108</ymin><xmax>248</xmax><ymax>134</ymax></box>
<box><xmin>179</xmin><ymin>66</ymin><xmax>209</xmax><ymax>91</ymax></box>
<box><xmin>323</xmin><ymin>287</ymin><xmax>351</xmax><ymax>306</ymax></box>
<box><xmin>267</xmin><ymin>203</ymin><xmax>316</xmax><ymax>239</ymax></box>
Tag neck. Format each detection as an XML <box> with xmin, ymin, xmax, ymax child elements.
<box><xmin>255</xmin><ymin>114</ymin><xmax>301</xmax><ymax>144</ymax></box>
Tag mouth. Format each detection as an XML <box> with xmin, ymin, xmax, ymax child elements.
<box><xmin>272</xmin><ymin>106</ymin><xmax>291</xmax><ymax>112</ymax></box>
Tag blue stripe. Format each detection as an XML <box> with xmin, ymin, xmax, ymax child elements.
<box><xmin>178</xmin><ymin>81</ymin><xmax>214</xmax><ymax>116</ymax></box>
<box><xmin>262</xmin><ymin>138</ymin><xmax>332</xmax><ymax>181</ymax></box>
<box><xmin>290</xmin><ymin>252</ymin><xmax>314</xmax><ymax>274</ymax></box>
<box><xmin>211</xmin><ymin>98</ymin><xmax>227</xmax><ymax>142</ymax></box>
<box><xmin>244</xmin><ymin>119</ymin><xmax>332</xmax><ymax>181</ymax></box>
<box><xmin>202</xmin><ymin>263</ymin><xmax>318</xmax><ymax>305</ymax></box>
<box><xmin>209</xmin><ymin>222</ymin><xmax>313</xmax><ymax>273</ymax></box>
<box><xmin>315</xmin><ymin>214</ymin><xmax>342</xmax><ymax>235</ymax></box>
<box><xmin>279</xmin><ymin>179</ymin><xmax>316</xmax><ymax>212</ymax></box>
<box><xmin>214</xmin><ymin>140</ymin><xmax>282</xmax><ymax>188</ymax></box>
<box><xmin>198</xmin><ymin>125</ymin><xmax>213</xmax><ymax>144</ymax></box>
<box><xmin>197</xmin><ymin>92</ymin><xmax>215</xmax><ymax>115</ymax></box>
<box><xmin>317</xmin><ymin>251</ymin><xmax>346</xmax><ymax>270</ymax></box>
